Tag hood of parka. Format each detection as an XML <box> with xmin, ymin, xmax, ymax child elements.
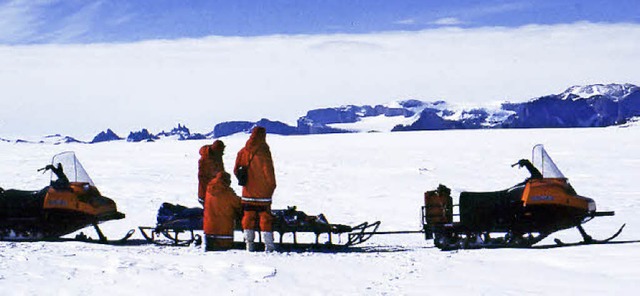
<box><xmin>208</xmin><ymin>172</ymin><xmax>232</xmax><ymax>194</ymax></box>
<box><xmin>244</xmin><ymin>126</ymin><xmax>267</xmax><ymax>154</ymax></box>
<box><xmin>200</xmin><ymin>140</ymin><xmax>225</xmax><ymax>158</ymax></box>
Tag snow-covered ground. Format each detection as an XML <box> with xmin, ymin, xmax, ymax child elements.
<box><xmin>1</xmin><ymin>127</ymin><xmax>639</xmax><ymax>295</ymax></box>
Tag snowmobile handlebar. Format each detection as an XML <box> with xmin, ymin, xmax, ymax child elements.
<box><xmin>38</xmin><ymin>164</ymin><xmax>59</xmax><ymax>174</ymax></box>
<box><xmin>37</xmin><ymin>164</ymin><xmax>70</xmax><ymax>184</ymax></box>
<box><xmin>511</xmin><ymin>159</ymin><xmax>543</xmax><ymax>179</ymax></box>
<box><xmin>511</xmin><ymin>159</ymin><xmax>529</xmax><ymax>168</ymax></box>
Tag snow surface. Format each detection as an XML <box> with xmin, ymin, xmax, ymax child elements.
<box><xmin>1</xmin><ymin>127</ymin><xmax>640</xmax><ymax>295</ymax></box>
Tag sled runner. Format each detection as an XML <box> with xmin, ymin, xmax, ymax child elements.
<box><xmin>139</xmin><ymin>204</ymin><xmax>380</xmax><ymax>247</ymax></box>
<box><xmin>421</xmin><ymin>145</ymin><xmax>625</xmax><ymax>250</ymax></box>
<box><xmin>0</xmin><ymin>152</ymin><xmax>133</xmax><ymax>244</ymax></box>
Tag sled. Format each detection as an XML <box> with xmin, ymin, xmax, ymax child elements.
<box><xmin>139</xmin><ymin>204</ymin><xmax>381</xmax><ymax>248</ymax></box>
<box><xmin>138</xmin><ymin>203</ymin><xmax>204</xmax><ymax>246</ymax></box>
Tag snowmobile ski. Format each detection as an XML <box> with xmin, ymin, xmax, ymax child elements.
<box><xmin>552</xmin><ymin>224</ymin><xmax>626</xmax><ymax>247</ymax></box>
<box><xmin>67</xmin><ymin>228</ymin><xmax>136</xmax><ymax>245</ymax></box>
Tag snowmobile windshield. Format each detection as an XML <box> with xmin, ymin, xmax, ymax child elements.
<box><xmin>50</xmin><ymin>151</ymin><xmax>95</xmax><ymax>186</ymax></box>
<box><xmin>532</xmin><ymin>144</ymin><xmax>565</xmax><ymax>179</ymax></box>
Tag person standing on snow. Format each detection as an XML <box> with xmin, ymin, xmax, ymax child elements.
<box><xmin>203</xmin><ymin>172</ymin><xmax>242</xmax><ymax>251</ymax></box>
<box><xmin>234</xmin><ymin>126</ymin><xmax>277</xmax><ymax>252</ymax></box>
<box><xmin>198</xmin><ymin>140</ymin><xmax>226</xmax><ymax>205</ymax></box>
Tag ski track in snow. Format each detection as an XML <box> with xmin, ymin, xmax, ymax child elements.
<box><xmin>1</xmin><ymin>127</ymin><xmax>640</xmax><ymax>295</ymax></box>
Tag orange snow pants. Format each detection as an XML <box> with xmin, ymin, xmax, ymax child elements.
<box><xmin>241</xmin><ymin>204</ymin><xmax>274</xmax><ymax>232</ymax></box>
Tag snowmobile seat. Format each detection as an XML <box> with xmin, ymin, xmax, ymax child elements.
<box><xmin>459</xmin><ymin>185</ymin><xmax>524</xmax><ymax>231</ymax></box>
<box><xmin>0</xmin><ymin>188</ymin><xmax>47</xmax><ymax>217</ymax></box>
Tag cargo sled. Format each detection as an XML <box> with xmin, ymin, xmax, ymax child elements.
<box><xmin>138</xmin><ymin>203</ymin><xmax>204</xmax><ymax>246</ymax></box>
<box><xmin>139</xmin><ymin>203</ymin><xmax>380</xmax><ymax>248</ymax></box>
<box><xmin>422</xmin><ymin>145</ymin><xmax>624</xmax><ymax>250</ymax></box>
<box><xmin>0</xmin><ymin>152</ymin><xmax>132</xmax><ymax>244</ymax></box>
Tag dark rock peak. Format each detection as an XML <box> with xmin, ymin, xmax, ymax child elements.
<box><xmin>91</xmin><ymin>129</ymin><xmax>123</xmax><ymax>143</ymax></box>
<box><xmin>127</xmin><ymin>128</ymin><xmax>159</xmax><ymax>142</ymax></box>
<box><xmin>157</xmin><ymin>124</ymin><xmax>190</xmax><ymax>137</ymax></box>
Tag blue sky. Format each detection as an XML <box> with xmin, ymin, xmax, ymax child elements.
<box><xmin>1</xmin><ymin>0</ymin><xmax>639</xmax><ymax>44</ymax></box>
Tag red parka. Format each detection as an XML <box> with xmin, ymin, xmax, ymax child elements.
<box><xmin>203</xmin><ymin>172</ymin><xmax>242</xmax><ymax>249</ymax></box>
<box><xmin>198</xmin><ymin>140</ymin><xmax>225</xmax><ymax>202</ymax></box>
<box><xmin>233</xmin><ymin>127</ymin><xmax>276</xmax><ymax>205</ymax></box>
<box><xmin>234</xmin><ymin>127</ymin><xmax>276</xmax><ymax>232</ymax></box>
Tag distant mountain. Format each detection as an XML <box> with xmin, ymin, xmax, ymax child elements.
<box><xmin>2</xmin><ymin>83</ymin><xmax>639</xmax><ymax>144</ymax></box>
<box><xmin>127</xmin><ymin>129</ymin><xmax>159</xmax><ymax>142</ymax></box>
<box><xmin>256</xmin><ymin>83</ymin><xmax>640</xmax><ymax>133</ymax></box>
<box><xmin>156</xmin><ymin>124</ymin><xmax>207</xmax><ymax>140</ymax></box>
<box><xmin>213</xmin><ymin>118</ymin><xmax>345</xmax><ymax>137</ymax></box>
<box><xmin>297</xmin><ymin>100</ymin><xmax>512</xmax><ymax>132</ymax></box>
<box><xmin>212</xmin><ymin>121</ymin><xmax>255</xmax><ymax>138</ymax></box>
<box><xmin>559</xmin><ymin>83</ymin><xmax>639</xmax><ymax>101</ymax></box>
<box><xmin>297</xmin><ymin>101</ymin><xmax>418</xmax><ymax>133</ymax></box>
<box><xmin>212</xmin><ymin>102</ymin><xmax>419</xmax><ymax>136</ymax></box>
<box><xmin>14</xmin><ymin>134</ymin><xmax>85</xmax><ymax>145</ymax></box>
<box><xmin>91</xmin><ymin>129</ymin><xmax>123</xmax><ymax>143</ymax></box>
<box><xmin>56</xmin><ymin>135</ymin><xmax>84</xmax><ymax>144</ymax></box>
<box><xmin>490</xmin><ymin>83</ymin><xmax>640</xmax><ymax>129</ymax></box>
<box><xmin>395</xmin><ymin>83</ymin><xmax>640</xmax><ymax>131</ymax></box>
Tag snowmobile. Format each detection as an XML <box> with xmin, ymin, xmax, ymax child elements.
<box><xmin>0</xmin><ymin>151</ymin><xmax>132</xmax><ymax>243</ymax></box>
<box><xmin>139</xmin><ymin>203</ymin><xmax>380</xmax><ymax>248</ymax></box>
<box><xmin>422</xmin><ymin>144</ymin><xmax>624</xmax><ymax>250</ymax></box>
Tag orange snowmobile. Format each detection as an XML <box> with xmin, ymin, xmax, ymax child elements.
<box><xmin>422</xmin><ymin>144</ymin><xmax>624</xmax><ymax>250</ymax></box>
<box><xmin>0</xmin><ymin>151</ymin><xmax>132</xmax><ymax>243</ymax></box>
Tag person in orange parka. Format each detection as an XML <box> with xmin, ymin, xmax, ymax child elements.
<box><xmin>203</xmin><ymin>172</ymin><xmax>242</xmax><ymax>251</ymax></box>
<box><xmin>198</xmin><ymin>140</ymin><xmax>226</xmax><ymax>205</ymax></box>
<box><xmin>234</xmin><ymin>126</ymin><xmax>277</xmax><ymax>252</ymax></box>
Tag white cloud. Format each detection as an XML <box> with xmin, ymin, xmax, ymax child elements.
<box><xmin>430</xmin><ymin>2</ymin><xmax>530</xmax><ymax>26</ymax></box>
<box><xmin>474</xmin><ymin>2</ymin><xmax>531</xmax><ymax>16</ymax></box>
<box><xmin>394</xmin><ymin>19</ymin><xmax>417</xmax><ymax>25</ymax></box>
<box><xmin>44</xmin><ymin>1</ymin><xmax>104</xmax><ymax>43</ymax></box>
<box><xmin>0</xmin><ymin>0</ymin><xmax>44</xmax><ymax>43</ymax></box>
<box><xmin>0</xmin><ymin>22</ymin><xmax>639</xmax><ymax>138</ymax></box>
<box><xmin>431</xmin><ymin>17</ymin><xmax>465</xmax><ymax>26</ymax></box>
<box><xmin>0</xmin><ymin>0</ymin><xmax>104</xmax><ymax>44</ymax></box>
